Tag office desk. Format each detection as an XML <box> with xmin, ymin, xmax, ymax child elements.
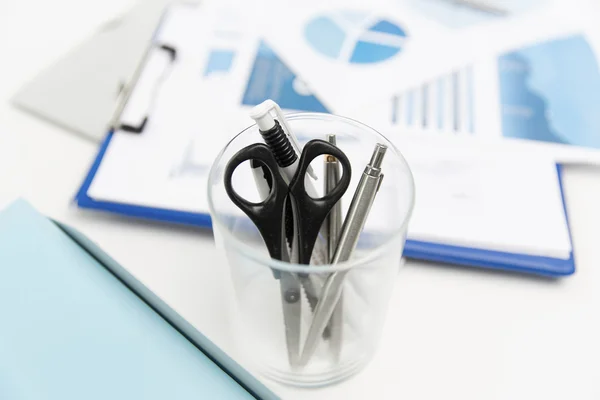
<box><xmin>1</xmin><ymin>1</ymin><xmax>599</xmax><ymax>398</ymax></box>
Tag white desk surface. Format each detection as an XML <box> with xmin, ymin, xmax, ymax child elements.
<box><xmin>1</xmin><ymin>1</ymin><xmax>600</xmax><ymax>399</ymax></box>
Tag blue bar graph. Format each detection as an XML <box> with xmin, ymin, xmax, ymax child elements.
<box><xmin>391</xmin><ymin>95</ymin><xmax>400</xmax><ymax>124</ymax></box>
<box><xmin>466</xmin><ymin>66</ymin><xmax>475</xmax><ymax>133</ymax></box>
<box><xmin>437</xmin><ymin>78</ymin><xmax>444</xmax><ymax>130</ymax></box>
<box><xmin>452</xmin><ymin>71</ymin><xmax>460</xmax><ymax>132</ymax></box>
<box><xmin>421</xmin><ymin>85</ymin><xmax>428</xmax><ymax>128</ymax></box>
<box><xmin>406</xmin><ymin>90</ymin><xmax>415</xmax><ymax>126</ymax></box>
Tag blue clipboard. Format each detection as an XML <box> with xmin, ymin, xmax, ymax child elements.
<box><xmin>75</xmin><ymin>134</ymin><xmax>574</xmax><ymax>278</ymax></box>
<box><xmin>75</xmin><ymin>4</ymin><xmax>574</xmax><ymax>277</ymax></box>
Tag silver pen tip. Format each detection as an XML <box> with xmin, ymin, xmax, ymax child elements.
<box><xmin>369</xmin><ymin>143</ymin><xmax>387</xmax><ymax>169</ymax></box>
<box><xmin>326</xmin><ymin>134</ymin><xmax>338</xmax><ymax>162</ymax></box>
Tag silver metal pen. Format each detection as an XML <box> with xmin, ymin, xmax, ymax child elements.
<box><xmin>299</xmin><ymin>143</ymin><xmax>387</xmax><ymax>366</ymax></box>
<box><xmin>324</xmin><ymin>134</ymin><xmax>343</xmax><ymax>360</ymax></box>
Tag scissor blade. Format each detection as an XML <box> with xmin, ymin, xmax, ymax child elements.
<box><xmin>280</xmin><ymin>272</ymin><xmax>301</xmax><ymax>367</ymax></box>
<box><xmin>298</xmin><ymin>270</ymin><xmax>347</xmax><ymax>367</ymax></box>
<box><xmin>298</xmin><ymin>275</ymin><xmax>319</xmax><ymax>311</ymax></box>
<box><xmin>298</xmin><ymin>275</ymin><xmax>334</xmax><ymax>340</ymax></box>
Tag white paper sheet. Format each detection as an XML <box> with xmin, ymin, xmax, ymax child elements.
<box><xmin>255</xmin><ymin>0</ymin><xmax>452</xmax><ymax>113</ymax></box>
<box><xmin>391</xmin><ymin>133</ymin><xmax>571</xmax><ymax>258</ymax></box>
<box><xmin>259</xmin><ymin>0</ymin><xmax>566</xmax><ymax>114</ymax></box>
<box><xmin>349</xmin><ymin>1</ymin><xmax>600</xmax><ymax>163</ymax></box>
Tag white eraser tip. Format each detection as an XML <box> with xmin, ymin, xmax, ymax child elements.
<box><xmin>249</xmin><ymin>100</ymin><xmax>277</xmax><ymax>131</ymax></box>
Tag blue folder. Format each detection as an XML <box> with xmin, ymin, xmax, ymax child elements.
<box><xmin>75</xmin><ymin>5</ymin><xmax>574</xmax><ymax>278</ymax></box>
<box><xmin>0</xmin><ymin>199</ymin><xmax>278</xmax><ymax>400</ymax></box>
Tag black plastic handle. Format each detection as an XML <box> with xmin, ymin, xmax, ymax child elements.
<box><xmin>288</xmin><ymin>139</ymin><xmax>352</xmax><ymax>264</ymax></box>
<box><xmin>224</xmin><ymin>143</ymin><xmax>289</xmax><ymax>262</ymax></box>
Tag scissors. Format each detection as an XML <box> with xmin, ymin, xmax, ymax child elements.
<box><xmin>224</xmin><ymin>139</ymin><xmax>351</xmax><ymax>366</ymax></box>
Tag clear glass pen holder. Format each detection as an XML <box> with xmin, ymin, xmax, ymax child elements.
<box><xmin>207</xmin><ymin>113</ymin><xmax>414</xmax><ymax>387</ymax></box>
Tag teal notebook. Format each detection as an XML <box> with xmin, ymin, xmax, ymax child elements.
<box><xmin>0</xmin><ymin>200</ymin><xmax>277</xmax><ymax>400</ymax></box>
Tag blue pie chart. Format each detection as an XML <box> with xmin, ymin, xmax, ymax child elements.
<box><xmin>304</xmin><ymin>12</ymin><xmax>408</xmax><ymax>64</ymax></box>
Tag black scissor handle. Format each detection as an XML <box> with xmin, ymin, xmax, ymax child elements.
<box><xmin>288</xmin><ymin>139</ymin><xmax>352</xmax><ymax>264</ymax></box>
<box><xmin>224</xmin><ymin>143</ymin><xmax>289</xmax><ymax>262</ymax></box>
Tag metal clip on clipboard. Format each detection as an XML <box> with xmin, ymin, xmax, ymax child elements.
<box><xmin>108</xmin><ymin>44</ymin><xmax>177</xmax><ymax>134</ymax></box>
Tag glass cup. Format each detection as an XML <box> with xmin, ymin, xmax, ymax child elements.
<box><xmin>207</xmin><ymin>113</ymin><xmax>414</xmax><ymax>387</ymax></box>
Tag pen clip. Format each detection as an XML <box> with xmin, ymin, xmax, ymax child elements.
<box><xmin>262</xmin><ymin>100</ymin><xmax>317</xmax><ymax>180</ymax></box>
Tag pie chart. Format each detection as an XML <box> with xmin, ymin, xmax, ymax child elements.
<box><xmin>304</xmin><ymin>11</ymin><xmax>408</xmax><ymax>64</ymax></box>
